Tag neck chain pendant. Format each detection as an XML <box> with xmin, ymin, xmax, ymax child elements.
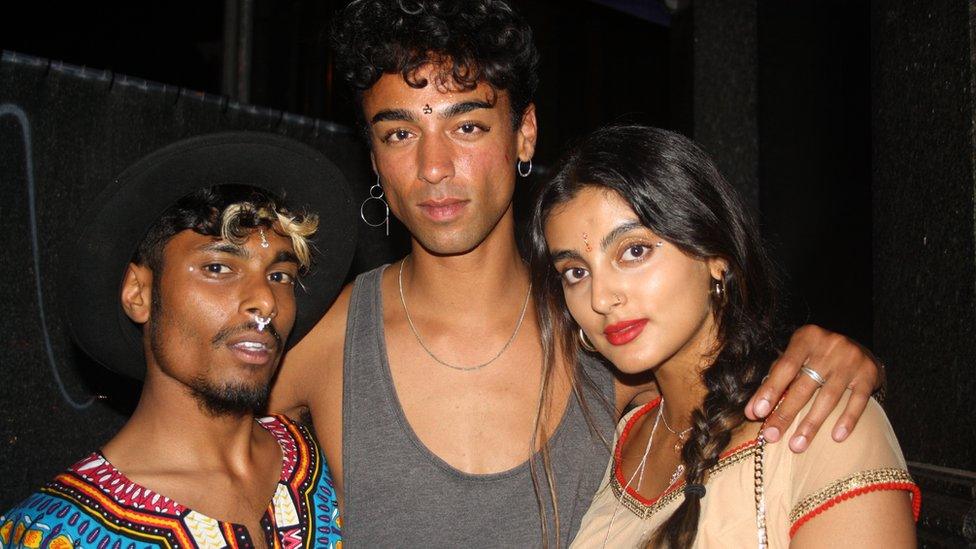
<box><xmin>669</xmin><ymin>463</ymin><xmax>685</xmax><ymax>486</ymax></box>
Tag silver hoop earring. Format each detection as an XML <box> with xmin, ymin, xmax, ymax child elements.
<box><xmin>517</xmin><ymin>158</ymin><xmax>533</xmax><ymax>178</ymax></box>
<box><xmin>360</xmin><ymin>177</ymin><xmax>389</xmax><ymax>236</ymax></box>
<box><xmin>578</xmin><ymin>327</ymin><xmax>596</xmax><ymax>352</ymax></box>
<box><xmin>711</xmin><ymin>277</ymin><xmax>727</xmax><ymax>306</ymax></box>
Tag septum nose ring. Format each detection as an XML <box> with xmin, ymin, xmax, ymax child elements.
<box><xmin>253</xmin><ymin>312</ymin><xmax>275</xmax><ymax>331</ymax></box>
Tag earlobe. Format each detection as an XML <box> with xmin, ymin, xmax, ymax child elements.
<box><xmin>707</xmin><ymin>258</ymin><xmax>730</xmax><ymax>281</ymax></box>
<box><xmin>120</xmin><ymin>263</ymin><xmax>153</xmax><ymax>324</ymax></box>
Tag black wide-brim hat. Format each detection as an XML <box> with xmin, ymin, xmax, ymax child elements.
<box><xmin>63</xmin><ymin>132</ymin><xmax>357</xmax><ymax>380</ymax></box>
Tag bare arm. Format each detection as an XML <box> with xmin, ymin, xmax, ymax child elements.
<box><xmin>745</xmin><ymin>325</ymin><xmax>883</xmax><ymax>452</ymax></box>
<box><xmin>269</xmin><ymin>282</ymin><xmax>352</xmax><ymax>506</ymax></box>
<box><xmin>791</xmin><ymin>490</ymin><xmax>916</xmax><ymax>548</ymax></box>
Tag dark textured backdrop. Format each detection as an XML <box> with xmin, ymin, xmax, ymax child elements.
<box><xmin>872</xmin><ymin>2</ymin><xmax>976</xmax><ymax>545</ymax></box>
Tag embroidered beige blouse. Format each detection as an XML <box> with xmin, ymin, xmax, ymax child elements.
<box><xmin>570</xmin><ymin>392</ymin><xmax>919</xmax><ymax>548</ymax></box>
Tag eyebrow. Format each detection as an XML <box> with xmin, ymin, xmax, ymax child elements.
<box><xmin>548</xmin><ymin>220</ymin><xmax>646</xmax><ymax>264</ymax></box>
<box><xmin>274</xmin><ymin>250</ymin><xmax>300</xmax><ymax>265</ymax></box>
<box><xmin>200</xmin><ymin>241</ymin><xmax>249</xmax><ymax>258</ymax></box>
<box><xmin>198</xmin><ymin>242</ymin><xmax>300</xmax><ymax>266</ymax></box>
<box><xmin>549</xmin><ymin>249</ymin><xmax>582</xmax><ymax>264</ymax></box>
<box><xmin>440</xmin><ymin>100</ymin><xmax>493</xmax><ymax>119</ymax></box>
<box><xmin>370</xmin><ymin>108</ymin><xmax>416</xmax><ymax>125</ymax></box>
<box><xmin>601</xmin><ymin>221</ymin><xmax>645</xmax><ymax>251</ymax></box>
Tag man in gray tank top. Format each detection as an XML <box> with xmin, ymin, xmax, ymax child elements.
<box><xmin>269</xmin><ymin>1</ymin><xmax>885</xmax><ymax>546</ymax></box>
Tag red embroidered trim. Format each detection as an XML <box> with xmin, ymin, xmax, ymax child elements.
<box><xmin>613</xmin><ymin>398</ymin><xmax>760</xmax><ymax>507</ymax></box>
<box><xmin>789</xmin><ymin>482</ymin><xmax>922</xmax><ymax>538</ymax></box>
<box><xmin>613</xmin><ymin>398</ymin><xmax>662</xmax><ymax>505</ymax></box>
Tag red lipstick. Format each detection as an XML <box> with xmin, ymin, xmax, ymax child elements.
<box><xmin>603</xmin><ymin>319</ymin><xmax>648</xmax><ymax>346</ymax></box>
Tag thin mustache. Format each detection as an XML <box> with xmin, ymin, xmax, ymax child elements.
<box><xmin>211</xmin><ymin>321</ymin><xmax>282</xmax><ymax>348</ymax></box>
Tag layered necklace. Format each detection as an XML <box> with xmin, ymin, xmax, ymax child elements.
<box><xmin>603</xmin><ymin>402</ymin><xmax>664</xmax><ymax>548</ymax></box>
<box><xmin>397</xmin><ymin>258</ymin><xmax>532</xmax><ymax>371</ymax></box>
<box><xmin>661</xmin><ymin>398</ymin><xmax>693</xmax><ymax>484</ymax></box>
<box><xmin>603</xmin><ymin>398</ymin><xmax>692</xmax><ymax>547</ymax></box>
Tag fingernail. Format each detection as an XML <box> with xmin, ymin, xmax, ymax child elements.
<box><xmin>755</xmin><ymin>398</ymin><xmax>771</xmax><ymax>418</ymax></box>
<box><xmin>763</xmin><ymin>426</ymin><xmax>780</xmax><ymax>442</ymax></box>
<box><xmin>833</xmin><ymin>426</ymin><xmax>848</xmax><ymax>441</ymax></box>
<box><xmin>790</xmin><ymin>435</ymin><xmax>808</xmax><ymax>452</ymax></box>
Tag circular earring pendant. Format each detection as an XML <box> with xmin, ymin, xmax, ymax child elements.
<box><xmin>360</xmin><ymin>181</ymin><xmax>389</xmax><ymax>235</ymax></box>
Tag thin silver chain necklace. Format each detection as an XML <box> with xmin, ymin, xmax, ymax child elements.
<box><xmin>603</xmin><ymin>402</ymin><xmax>664</xmax><ymax>548</ymax></box>
<box><xmin>397</xmin><ymin>258</ymin><xmax>532</xmax><ymax>371</ymax></box>
<box><xmin>661</xmin><ymin>398</ymin><xmax>693</xmax><ymax>453</ymax></box>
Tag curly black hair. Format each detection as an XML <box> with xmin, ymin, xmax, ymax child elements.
<box><xmin>331</xmin><ymin>0</ymin><xmax>540</xmax><ymax>131</ymax></box>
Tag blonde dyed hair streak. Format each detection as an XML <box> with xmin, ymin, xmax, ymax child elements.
<box><xmin>219</xmin><ymin>202</ymin><xmax>319</xmax><ymax>268</ymax></box>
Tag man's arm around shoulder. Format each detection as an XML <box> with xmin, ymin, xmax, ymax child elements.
<box><xmin>269</xmin><ymin>282</ymin><xmax>353</xmax><ymax>506</ymax></box>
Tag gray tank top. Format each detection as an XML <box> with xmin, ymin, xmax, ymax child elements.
<box><xmin>342</xmin><ymin>265</ymin><xmax>616</xmax><ymax>547</ymax></box>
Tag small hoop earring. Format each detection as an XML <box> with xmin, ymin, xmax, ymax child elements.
<box><xmin>711</xmin><ymin>277</ymin><xmax>727</xmax><ymax>306</ymax></box>
<box><xmin>360</xmin><ymin>177</ymin><xmax>389</xmax><ymax>236</ymax></box>
<box><xmin>578</xmin><ymin>327</ymin><xmax>596</xmax><ymax>352</ymax></box>
<box><xmin>517</xmin><ymin>158</ymin><xmax>533</xmax><ymax>178</ymax></box>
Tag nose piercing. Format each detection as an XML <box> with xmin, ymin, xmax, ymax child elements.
<box><xmin>253</xmin><ymin>312</ymin><xmax>274</xmax><ymax>331</ymax></box>
<box><xmin>613</xmin><ymin>293</ymin><xmax>622</xmax><ymax>305</ymax></box>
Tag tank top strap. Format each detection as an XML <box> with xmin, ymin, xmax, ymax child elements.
<box><xmin>342</xmin><ymin>263</ymin><xmax>386</xmax><ymax>378</ymax></box>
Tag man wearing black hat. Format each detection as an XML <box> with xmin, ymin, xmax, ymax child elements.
<box><xmin>0</xmin><ymin>133</ymin><xmax>353</xmax><ymax>549</ymax></box>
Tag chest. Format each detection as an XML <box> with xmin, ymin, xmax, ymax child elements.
<box><xmin>385</xmin><ymin>323</ymin><xmax>569</xmax><ymax>474</ymax></box>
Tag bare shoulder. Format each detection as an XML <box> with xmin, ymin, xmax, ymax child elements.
<box><xmin>269</xmin><ymin>281</ymin><xmax>353</xmax><ymax>415</ymax></box>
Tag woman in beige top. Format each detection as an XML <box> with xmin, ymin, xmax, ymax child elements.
<box><xmin>527</xmin><ymin>125</ymin><xmax>919</xmax><ymax>547</ymax></box>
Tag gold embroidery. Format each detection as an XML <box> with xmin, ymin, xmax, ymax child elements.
<box><xmin>789</xmin><ymin>468</ymin><xmax>915</xmax><ymax>523</ymax></box>
<box><xmin>708</xmin><ymin>443</ymin><xmax>757</xmax><ymax>476</ymax></box>
<box><xmin>610</xmin><ymin>443</ymin><xmax>760</xmax><ymax>519</ymax></box>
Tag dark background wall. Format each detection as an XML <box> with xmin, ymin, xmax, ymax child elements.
<box><xmin>871</xmin><ymin>2</ymin><xmax>976</xmax><ymax>545</ymax></box>
<box><xmin>2</xmin><ymin>0</ymin><xmax>973</xmax><ymax>545</ymax></box>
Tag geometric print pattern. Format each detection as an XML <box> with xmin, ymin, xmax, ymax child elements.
<box><xmin>0</xmin><ymin>415</ymin><xmax>342</xmax><ymax>548</ymax></box>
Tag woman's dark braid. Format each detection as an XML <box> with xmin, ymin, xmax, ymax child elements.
<box><xmin>651</xmin><ymin>301</ymin><xmax>771</xmax><ymax>548</ymax></box>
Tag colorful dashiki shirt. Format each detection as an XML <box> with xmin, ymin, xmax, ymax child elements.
<box><xmin>0</xmin><ymin>415</ymin><xmax>341</xmax><ymax>549</ymax></box>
